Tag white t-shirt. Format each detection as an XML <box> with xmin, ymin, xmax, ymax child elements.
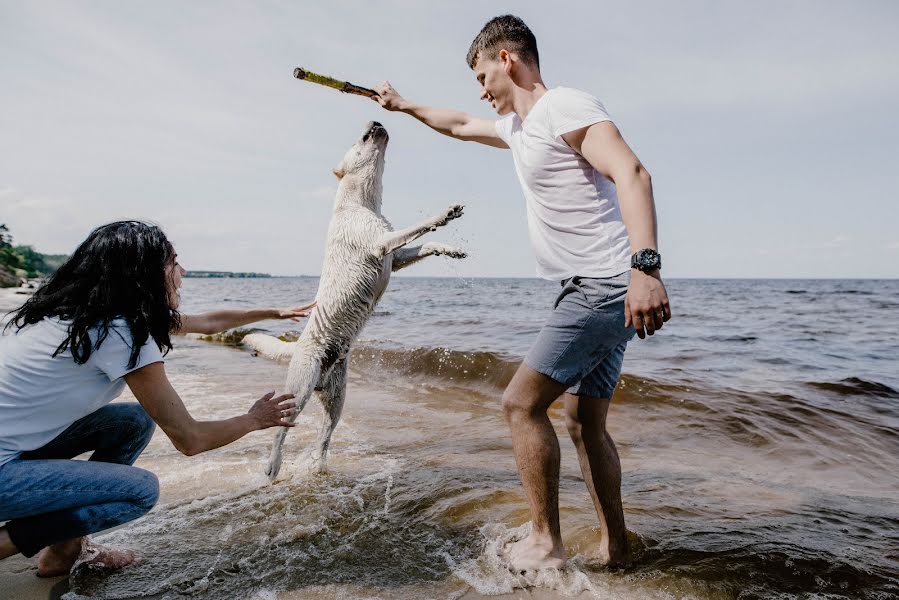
<box><xmin>495</xmin><ymin>87</ymin><xmax>632</xmax><ymax>280</ymax></box>
<box><xmin>0</xmin><ymin>317</ymin><xmax>164</xmax><ymax>466</ymax></box>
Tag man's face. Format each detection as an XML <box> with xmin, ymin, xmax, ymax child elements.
<box><xmin>473</xmin><ymin>54</ymin><xmax>513</xmax><ymax>116</ymax></box>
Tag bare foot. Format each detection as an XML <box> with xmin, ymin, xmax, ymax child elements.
<box><xmin>37</xmin><ymin>538</ymin><xmax>140</xmax><ymax>577</ymax></box>
<box><xmin>585</xmin><ymin>529</ymin><xmax>641</xmax><ymax>568</ymax></box>
<box><xmin>506</xmin><ymin>534</ymin><xmax>567</xmax><ymax>571</ymax></box>
<box><xmin>585</xmin><ymin>545</ymin><xmax>627</xmax><ymax>568</ymax></box>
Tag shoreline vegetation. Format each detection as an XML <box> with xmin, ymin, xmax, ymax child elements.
<box><xmin>0</xmin><ymin>224</ymin><xmax>66</xmax><ymax>287</ymax></box>
<box><xmin>0</xmin><ymin>223</ymin><xmax>275</xmax><ymax>286</ymax></box>
<box><xmin>185</xmin><ymin>271</ymin><xmax>271</xmax><ymax>278</ymax></box>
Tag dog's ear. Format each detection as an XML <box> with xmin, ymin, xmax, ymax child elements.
<box><xmin>332</xmin><ymin>168</ymin><xmax>345</xmax><ymax>179</ymax></box>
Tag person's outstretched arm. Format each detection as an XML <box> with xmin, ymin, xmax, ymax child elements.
<box><xmin>125</xmin><ymin>362</ymin><xmax>296</xmax><ymax>456</ymax></box>
<box><xmin>373</xmin><ymin>81</ymin><xmax>508</xmax><ymax>149</ymax></box>
<box><xmin>177</xmin><ymin>301</ymin><xmax>316</xmax><ymax>335</ymax></box>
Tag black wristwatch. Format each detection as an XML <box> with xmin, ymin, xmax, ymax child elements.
<box><xmin>631</xmin><ymin>248</ymin><xmax>662</xmax><ymax>273</ymax></box>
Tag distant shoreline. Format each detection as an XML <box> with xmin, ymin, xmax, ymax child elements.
<box><xmin>185</xmin><ymin>271</ymin><xmax>271</xmax><ymax>278</ymax></box>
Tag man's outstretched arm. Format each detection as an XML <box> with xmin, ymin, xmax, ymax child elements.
<box><xmin>372</xmin><ymin>81</ymin><xmax>508</xmax><ymax>149</ymax></box>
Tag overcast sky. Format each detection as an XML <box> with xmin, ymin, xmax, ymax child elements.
<box><xmin>2</xmin><ymin>1</ymin><xmax>898</xmax><ymax>278</ymax></box>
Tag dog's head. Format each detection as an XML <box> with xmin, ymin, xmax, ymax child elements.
<box><xmin>333</xmin><ymin>121</ymin><xmax>388</xmax><ymax>182</ymax></box>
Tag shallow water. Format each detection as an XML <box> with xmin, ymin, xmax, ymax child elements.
<box><xmin>60</xmin><ymin>277</ymin><xmax>898</xmax><ymax>599</ymax></box>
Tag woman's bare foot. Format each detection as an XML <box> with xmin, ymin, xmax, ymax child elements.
<box><xmin>506</xmin><ymin>533</ymin><xmax>567</xmax><ymax>571</ymax></box>
<box><xmin>36</xmin><ymin>537</ymin><xmax>140</xmax><ymax>577</ymax></box>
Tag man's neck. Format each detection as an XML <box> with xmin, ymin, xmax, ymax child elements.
<box><xmin>511</xmin><ymin>75</ymin><xmax>548</xmax><ymax>121</ymax></box>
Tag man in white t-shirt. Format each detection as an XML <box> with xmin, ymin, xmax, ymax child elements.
<box><xmin>374</xmin><ymin>15</ymin><xmax>670</xmax><ymax>570</ymax></box>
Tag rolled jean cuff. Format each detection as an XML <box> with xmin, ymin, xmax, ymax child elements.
<box><xmin>6</xmin><ymin>498</ymin><xmax>156</xmax><ymax>558</ymax></box>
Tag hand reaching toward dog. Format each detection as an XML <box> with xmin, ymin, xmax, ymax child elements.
<box><xmin>274</xmin><ymin>300</ymin><xmax>317</xmax><ymax>321</ymax></box>
<box><xmin>248</xmin><ymin>391</ymin><xmax>298</xmax><ymax>430</ymax></box>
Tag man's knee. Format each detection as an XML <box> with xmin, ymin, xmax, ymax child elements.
<box><xmin>501</xmin><ymin>387</ymin><xmax>531</xmax><ymax>421</ymax></box>
<box><xmin>564</xmin><ymin>410</ymin><xmax>584</xmax><ymax>443</ymax></box>
<box><xmin>501</xmin><ymin>368</ymin><xmax>563</xmax><ymax>421</ymax></box>
<box><xmin>563</xmin><ymin>395</ymin><xmax>609</xmax><ymax>443</ymax></box>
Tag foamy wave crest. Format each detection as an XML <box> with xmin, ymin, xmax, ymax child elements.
<box><xmin>444</xmin><ymin>522</ymin><xmax>596</xmax><ymax>596</ymax></box>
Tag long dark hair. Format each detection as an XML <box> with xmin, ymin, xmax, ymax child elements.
<box><xmin>7</xmin><ymin>221</ymin><xmax>181</xmax><ymax>369</ymax></box>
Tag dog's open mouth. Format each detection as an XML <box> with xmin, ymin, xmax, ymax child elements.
<box><xmin>362</xmin><ymin>121</ymin><xmax>388</xmax><ymax>144</ymax></box>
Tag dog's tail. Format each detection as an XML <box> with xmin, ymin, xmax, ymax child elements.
<box><xmin>243</xmin><ymin>333</ymin><xmax>296</xmax><ymax>362</ymax></box>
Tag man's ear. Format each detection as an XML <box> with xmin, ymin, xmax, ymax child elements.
<box><xmin>333</xmin><ymin>168</ymin><xmax>345</xmax><ymax>179</ymax></box>
<box><xmin>499</xmin><ymin>48</ymin><xmax>513</xmax><ymax>73</ymax></box>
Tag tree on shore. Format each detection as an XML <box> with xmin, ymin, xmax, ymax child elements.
<box><xmin>0</xmin><ymin>223</ymin><xmax>68</xmax><ymax>284</ymax></box>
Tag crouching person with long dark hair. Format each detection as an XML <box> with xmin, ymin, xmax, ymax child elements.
<box><xmin>0</xmin><ymin>221</ymin><xmax>314</xmax><ymax>577</ymax></box>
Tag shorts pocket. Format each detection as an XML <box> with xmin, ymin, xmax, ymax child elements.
<box><xmin>576</xmin><ymin>274</ymin><xmax>628</xmax><ymax>309</ymax></box>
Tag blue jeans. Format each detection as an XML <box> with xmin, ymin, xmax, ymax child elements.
<box><xmin>0</xmin><ymin>403</ymin><xmax>160</xmax><ymax>557</ymax></box>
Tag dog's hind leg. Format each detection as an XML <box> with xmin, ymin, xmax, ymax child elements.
<box><xmin>266</xmin><ymin>344</ymin><xmax>322</xmax><ymax>481</ymax></box>
<box><xmin>377</xmin><ymin>204</ymin><xmax>464</xmax><ymax>257</ymax></box>
<box><xmin>309</xmin><ymin>357</ymin><xmax>349</xmax><ymax>473</ymax></box>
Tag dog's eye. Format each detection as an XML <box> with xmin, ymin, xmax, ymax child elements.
<box><xmin>362</xmin><ymin>134</ymin><xmax>370</xmax><ymax>142</ymax></box>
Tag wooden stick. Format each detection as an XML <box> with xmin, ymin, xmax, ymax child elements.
<box><xmin>293</xmin><ymin>67</ymin><xmax>378</xmax><ymax>98</ymax></box>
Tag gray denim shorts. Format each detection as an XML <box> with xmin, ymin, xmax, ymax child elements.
<box><xmin>524</xmin><ymin>271</ymin><xmax>635</xmax><ymax>398</ymax></box>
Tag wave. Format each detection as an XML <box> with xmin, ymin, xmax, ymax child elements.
<box><xmin>191</xmin><ymin>333</ymin><xmax>899</xmax><ymax>407</ymax></box>
<box><xmin>807</xmin><ymin>377</ymin><xmax>899</xmax><ymax>399</ymax></box>
<box><xmin>188</xmin><ymin>331</ymin><xmax>522</xmax><ymax>390</ymax></box>
<box><xmin>350</xmin><ymin>344</ymin><xmax>521</xmax><ymax>389</ymax></box>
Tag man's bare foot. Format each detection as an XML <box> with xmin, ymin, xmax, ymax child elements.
<box><xmin>585</xmin><ymin>545</ymin><xmax>628</xmax><ymax>568</ymax></box>
<box><xmin>585</xmin><ymin>529</ymin><xmax>640</xmax><ymax>568</ymax></box>
<box><xmin>37</xmin><ymin>538</ymin><xmax>140</xmax><ymax>577</ymax></box>
<box><xmin>506</xmin><ymin>533</ymin><xmax>567</xmax><ymax>571</ymax></box>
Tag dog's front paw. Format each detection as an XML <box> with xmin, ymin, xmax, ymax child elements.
<box><xmin>431</xmin><ymin>204</ymin><xmax>465</xmax><ymax>230</ymax></box>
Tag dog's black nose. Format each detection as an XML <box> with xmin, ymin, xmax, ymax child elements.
<box><xmin>362</xmin><ymin>121</ymin><xmax>388</xmax><ymax>143</ymax></box>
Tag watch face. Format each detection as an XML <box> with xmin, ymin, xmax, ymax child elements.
<box><xmin>635</xmin><ymin>249</ymin><xmax>661</xmax><ymax>270</ymax></box>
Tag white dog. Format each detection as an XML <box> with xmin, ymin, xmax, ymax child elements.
<box><xmin>244</xmin><ymin>121</ymin><xmax>465</xmax><ymax>480</ymax></box>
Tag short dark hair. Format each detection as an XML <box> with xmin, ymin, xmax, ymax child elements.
<box><xmin>7</xmin><ymin>220</ymin><xmax>180</xmax><ymax>369</ymax></box>
<box><xmin>466</xmin><ymin>15</ymin><xmax>539</xmax><ymax>70</ymax></box>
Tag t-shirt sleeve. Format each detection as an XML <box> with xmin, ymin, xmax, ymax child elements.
<box><xmin>547</xmin><ymin>88</ymin><xmax>613</xmax><ymax>138</ymax></box>
<box><xmin>494</xmin><ymin>115</ymin><xmax>514</xmax><ymax>144</ymax></box>
<box><xmin>89</xmin><ymin>321</ymin><xmax>164</xmax><ymax>381</ymax></box>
